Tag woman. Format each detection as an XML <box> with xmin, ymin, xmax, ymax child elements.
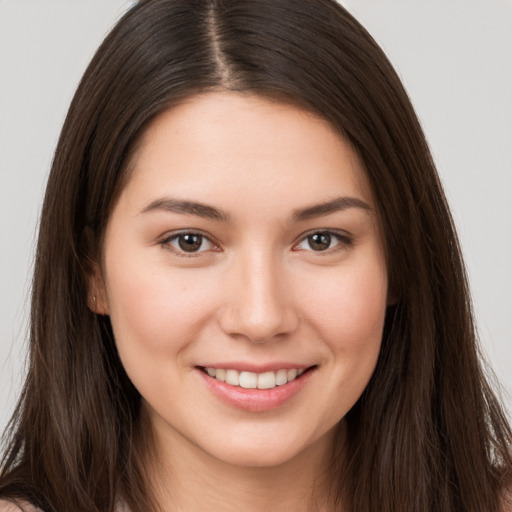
<box><xmin>0</xmin><ymin>0</ymin><xmax>510</xmax><ymax>511</ymax></box>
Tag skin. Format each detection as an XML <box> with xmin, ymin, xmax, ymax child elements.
<box><xmin>91</xmin><ymin>92</ymin><xmax>389</xmax><ymax>511</ymax></box>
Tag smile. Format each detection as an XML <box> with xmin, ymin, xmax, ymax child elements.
<box><xmin>202</xmin><ymin>367</ymin><xmax>306</xmax><ymax>389</ymax></box>
<box><xmin>198</xmin><ymin>365</ymin><xmax>316</xmax><ymax>412</ymax></box>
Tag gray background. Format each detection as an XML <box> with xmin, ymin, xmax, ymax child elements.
<box><xmin>1</xmin><ymin>0</ymin><xmax>511</xmax><ymax>433</ymax></box>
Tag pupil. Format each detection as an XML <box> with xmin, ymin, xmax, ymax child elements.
<box><xmin>309</xmin><ymin>232</ymin><xmax>331</xmax><ymax>251</ymax></box>
<box><xmin>178</xmin><ymin>234</ymin><xmax>202</xmax><ymax>252</ymax></box>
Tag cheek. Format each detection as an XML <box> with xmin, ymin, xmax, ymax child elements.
<box><xmin>104</xmin><ymin>252</ymin><xmax>217</xmax><ymax>359</ymax></box>
<box><xmin>300</xmin><ymin>261</ymin><xmax>387</xmax><ymax>420</ymax></box>
<box><xmin>300</xmin><ymin>259</ymin><xmax>388</xmax><ymax>347</ymax></box>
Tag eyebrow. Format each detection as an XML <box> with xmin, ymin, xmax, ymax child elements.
<box><xmin>140</xmin><ymin>195</ymin><xmax>371</xmax><ymax>223</ymax></box>
<box><xmin>292</xmin><ymin>196</ymin><xmax>372</xmax><ymax>221</ymax></box>
<box><xmin>140</xmin><ymin>198</ymin><xmax>232</xmax><ymax>222</ymax></box>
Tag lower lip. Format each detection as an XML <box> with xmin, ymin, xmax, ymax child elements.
<box><xmin>197</xmin><ymin>368</ymin><xmax>315</xmax><ymax>412</ymax></box>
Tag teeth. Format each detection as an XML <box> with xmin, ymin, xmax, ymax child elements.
<box><xmin>275</xmin><ymin>369</ymin><xmax>288</xmax><ymax>386</ymax></box>
<box><xmin>204</xmin><ymin>367</ymin><xmax>308</xmax><ymax>389</ymax></box>
<box><xmin>225</xmin><ymin>369</ymin><xmax>240</xmax><ymax>386</ymax></box>
<box><xmin>239</xmin><ymin>371</ymin><xmax>257</xmax><ymax>389</ymax></box>
<box><xmin>287</xmin><ymin>369</ymin><xmax>297</xmax><ymax>381</ymax></box>
<box><xmin>257</xmin><ymin>371</ymin><xmax>276</xmax><ymax>389</ymax></box>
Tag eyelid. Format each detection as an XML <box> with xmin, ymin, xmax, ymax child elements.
<box><xmin>158</xmin><ymin>229</ymin><xmax>221</xmax><ymax>256</ymax></box>
<box><xmin>292</xmin><ymin>229</ymin><xmax>353</xmax><ymax>252</ymax></box>
<box><xmin>157</xmin><ymin>228</ymin><xmax>353</xmax><ymax>256</ymax></box>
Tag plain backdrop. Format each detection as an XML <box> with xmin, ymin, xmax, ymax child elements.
<box><xmin>1</xmin><ymin>0</ymin><xmax>511</xmax><ymax>434</ymax></box>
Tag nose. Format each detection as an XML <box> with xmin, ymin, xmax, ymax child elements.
<box><xmin>218</xmin><ymin>249</ymin><xmax>300</xmax><ymax>343</ymax></box>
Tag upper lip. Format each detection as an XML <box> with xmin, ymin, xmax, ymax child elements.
<box><xmin>197</xmin><ymin>362</ymin><xmax>315</xmax><ymax>373</ymax></box>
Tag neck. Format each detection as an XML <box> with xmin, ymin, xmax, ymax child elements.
<box><xmin>146</xmin><ymin>414</ymin><xmax>345</xmax><ymax>512</ymax></box>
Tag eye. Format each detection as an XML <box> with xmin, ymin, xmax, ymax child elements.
<box><xmin>294</xmin><ymin>231</ymin><xmax>351</xmax><ymax>252</ymax></box>
<box><xmin>162</xmin><ymin>232</ymin><xmax>215</xmax><ymax>254</ymax></box>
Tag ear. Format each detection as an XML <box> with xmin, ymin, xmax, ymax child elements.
<box><xmin>87</xmin><ymin>262</ymin><xmax>110</xmax><ymax>315</ymax></box>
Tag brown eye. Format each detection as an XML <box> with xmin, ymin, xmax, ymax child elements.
<box><xmin>164</xmin><ymin>232</ymin><xmax>214</xmax><ymax>254</ymax></box>
<box><xmin>307</xmin><ymin>232</ymin><xmax>332</xmax><ymax>251</ymax></box>
<box><xmin>294</xmin><ymin>230</ymin><xmax>352</xmax><ymax>253</ymax></box>
<box><xmin>178</xmin><ymin>234</ymin><xmax>203</xmax><ymax>252</ymax></box>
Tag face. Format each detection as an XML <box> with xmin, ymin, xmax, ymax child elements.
<box><xmin>93</xmin><ymin>92</ymin><xmax>388</xmax><ymax>469</ymax></box>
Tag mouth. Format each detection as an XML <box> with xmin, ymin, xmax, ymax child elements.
<box><xmin>198</xmin><ymin>365</ymin><xmax>316</xmax><ymax>390</ymax></box>
<box><xmin>196</xmin><ymin>364</ymin><xmax>317</xmax><ymax>412</ymax></box>
<box><xmin>197</xmin><ymin>364</ymin><xmax>317</xmax><ymax>412</ymax></box>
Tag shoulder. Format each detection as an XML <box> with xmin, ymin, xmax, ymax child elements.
<box><xmin>502</xmin><ymin>486</ymin><xmax>512</xmax><ymax>512</ymax></box>
<box><xmin>0</xmin><ymin>500</ymin><xmax>41</xmax><ymax>512</ymax></box>
<box><xmin>115</xmin><ymin>499</ymin><xmax>130</xmax><ymax>512</ymax></box>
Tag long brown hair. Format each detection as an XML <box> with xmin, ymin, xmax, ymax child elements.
<box><xmin>1</xmin><ymin>1</ymin><xmax>511</xmax><ymax>511</ymax></box>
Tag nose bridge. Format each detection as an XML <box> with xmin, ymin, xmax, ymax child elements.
<box><xmin>219</xmin><ymin>244</ymin><xmax>298</xmax><ymax>342</ymax></box>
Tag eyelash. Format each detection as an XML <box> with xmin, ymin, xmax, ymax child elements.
<box><xmin>159</xmin><ymin>229</ymin><xmax>353</xmax><ymax>257</ymax></box>
<box><xmin>160</xmin><ymin>230</ymin><xmax>219</xmax><ymax>257</ymax></box>
<box><xmin>293</xmin><ymin>230</ymin><xmax>353</xmax><ymax>254</ymax></box>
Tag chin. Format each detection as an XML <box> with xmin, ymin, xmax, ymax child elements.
<box><xmin>199</xmin><ymin>424</ymin><xmax>335</xmax><ymax>470</ymax></box>
<box><xmin>217</xmin><ymin>447</ymin><xmax>298</xmax><ymax>468</ymax></box>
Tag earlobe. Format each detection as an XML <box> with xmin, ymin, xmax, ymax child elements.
<box><xmin>87</xmin><ymin>264</ymin><xmax>109</xmax><ymax>315</ymax></box>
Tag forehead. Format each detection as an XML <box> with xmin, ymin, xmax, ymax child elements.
<box><xmin>122</xmin><ymin>92</ymin><xmax>373</xmax><ymax>213</ymax></box>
